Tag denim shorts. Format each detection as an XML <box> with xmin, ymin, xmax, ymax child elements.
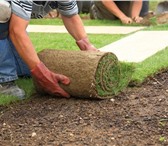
<box><xmin>0</xmin><ymin>37</ymin><xmax>30</xmax><ymax>83</ymax></box>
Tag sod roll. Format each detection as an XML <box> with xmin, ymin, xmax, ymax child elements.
<box><xmin>38</xmin><ymin>49</ymin><xmax>120</xmax><ymax>99</ymax></box>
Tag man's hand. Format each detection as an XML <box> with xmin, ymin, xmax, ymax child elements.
<box><xmin>31</xmin><ymin>62</ymin><xmax>70</xmax><ymax>97</ymax></box>
<box><xmin>132</xmin><ymin>16</ymin><xmax>143</xmax><ymax>23</ymax></box>
<box><xmin>76</xmin><ymin>37</ymin><xmax>98</xmax><ymax>51</ymax></box>
<box><xmin>120</xmin><ymin>16</ymin><xmax>133</xmax><ymax>24</ymax></box>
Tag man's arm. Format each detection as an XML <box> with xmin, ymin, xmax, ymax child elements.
<box><xmin>101</xmin><ymin>0</ymin><xmax>132</xmax><ymax>24</ymax></box>
<box><xmin>8</xmin><ymin>0</ymin><xmax>71</xmax><ymax>97</ymax></box>
<box><xmin>61</xmin><ymin>14</ymin><xmax>97</xmax><ymax>51</ymax></box>
<box><xmin>62</xmin><ymin>14</ymin><xmax>97</xmax><ymax>51</ymax></box>
<box><xmin>130</xmin><ymin>0</ymin><xmax>143</xmax><ymax>23</ymax></box>
<box><xmin>61</xmin><ymin>14</ymin><xmax>86</xmax><ymax>41</ymax></box>
<box><xmin>9</xmin><ymin>14</ymin><xmax>40</xmax><ymax>70</ymax></box>
<box><xmin>56</xmin><ymin>0</ymin><xmax>97</xmax><ymax>51</ymax></box>
<box><xmin>9</xmin><ymin>12</ymin><xmax>70</xmax><ymax>98</ymax></box>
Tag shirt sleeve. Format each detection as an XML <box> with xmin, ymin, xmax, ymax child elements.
<box><xmin>57</xmin><ymin>0</ymin><xmax>78</xmax><ymax>16</ymax></box>
<box><xmin>11</xmin><ymin>0</ymin><xmax>33</xmax><ymax>21</ymax></box>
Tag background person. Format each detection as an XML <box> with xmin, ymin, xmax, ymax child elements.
<box><xmin>90</xmin><ymin>0</ymin><xmax>149</xmax><ymax>24</ymax></box>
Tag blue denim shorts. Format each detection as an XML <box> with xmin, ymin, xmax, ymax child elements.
<box><xmin>0</xmin><ymin>37</ymin><xmax>31</xmax><ymax>83</ymax></box>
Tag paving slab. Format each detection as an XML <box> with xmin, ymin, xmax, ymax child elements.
<box><xmin>99</xmin><ymin>31</ymin><xmax>168</xmax><ymax>62</ymax></box>
<box><xmin>27</xmin><ymin>25</ymin><xmax>145</xmax><ymax>34</ymax></box>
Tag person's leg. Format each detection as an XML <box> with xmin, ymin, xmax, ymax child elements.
<box><xmin>90</xmin><ymin>1</ymin><xmax>117</xmax><ymax>20</ymax></box>
<box><xmin>8</xmin><ymin>37</ymin><xmax>31</xmax><ymax>77</ymax></box>
<box><xmin>0</xmin><ymin>38</ymin><xmax>18</xmax><ymax>83</ymax></box>
<box><xmin>115</xmin><ymin>1</ymin><xmax>131</xmax><ymax>17</ymax></box>
<box><xmin>77</xmin><ymin>1</ymin><xmax>83</xmax><ymax>14</ymax></box>
<box><xmin>140</xmin><ymin>1</ymin><xmax>149</xmax><ymax>17</ymax></box>
<box><xmin>82</xmin><ymin>1</ymin><xmax>93</xmax><ymax>14</ymax></box>
<box><xmin>0</xmin><ymin>37</ymin><xmax>30</xmax><ymax>99</ymax></box>
<box><xmin>119</xmin><ymin>1</ymin><xmax>149</xmax><ymax>18</ymax></box>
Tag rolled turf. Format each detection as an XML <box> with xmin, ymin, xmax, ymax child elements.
<box><xmin>38</xmin><ymin>49</ymin><xmax>121</xmax><ymax>99</ymax></box>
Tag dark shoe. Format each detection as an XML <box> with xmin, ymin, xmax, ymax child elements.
<box><xmin>0</xmin><ymin>81</ymin><xmax>25</xmax><ymax>99</ymax></box>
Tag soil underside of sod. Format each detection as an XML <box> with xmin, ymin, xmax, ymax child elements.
<box><xmin>0</xmin><ymin>69</ymin><xmax>168</xmax><ymax>146</ymax></box>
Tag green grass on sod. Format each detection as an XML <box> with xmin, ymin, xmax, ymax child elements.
<box><xmin>131</xmin><ymin>47</ymin><xmax>168</xmax><ymax>85</ymax></box>
<box><xmin>144</xmin><ymin>24</ymin><xmax>168</xmax><ymax>31</ymax></box>
<box><xmin>30</xmin><ymin>33</ymin><xmax>126</xmax><ymax>52</ymax></box>
<box><xmin>0</xmin><ymin>30</ymin><xmax>168</xmax><ymax>105</ymax></box>
<box><xmin>1</xmin><ymin>9</ymin><xmax>168</xmax><ymax>105</ymax></box>
<box><xmin>30</xmin><ymin>18</ymin><xmax>125</xmax><ymax>26</ymax></box>
<box><xmin>0</xmin><ymin>94</ymin><xmax>19</xmax><ymax>105</ymax></box>
<box><xmin>1</xmin><ymin>30</ymin><xmax>167</xmax><ymax>105</ymax></box>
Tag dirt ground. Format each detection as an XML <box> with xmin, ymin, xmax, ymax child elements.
<box><xmin>0</xmin><ymin>69</ymin><xmax>168</xmax><ymax>146</ymax></box>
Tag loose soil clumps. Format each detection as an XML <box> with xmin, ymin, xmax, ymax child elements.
<box><xmin>0</xmin><ymin>70</ymin><xmax>168</xmax><ymax>146</ymax></box>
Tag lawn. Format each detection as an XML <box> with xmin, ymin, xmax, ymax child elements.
<box><xmin>0</xmin><ymin>1</ymin><xmax>167</xmax><ymax>105</ymax></box>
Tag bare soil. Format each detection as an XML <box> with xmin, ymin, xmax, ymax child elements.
<box><xmin>0</xmin><ymin>69</ymin><xmax>168</xmax><ymax>146</ymax></box>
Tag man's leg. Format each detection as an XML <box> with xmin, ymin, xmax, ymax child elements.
<box><xmin>77</xmin><ymin>1</ymin><xmax>83</xmax><ymax>14</ymax></box>
<box><xmin>90</xmin><ymin>1</ymin><xmax>117</xmax><ymax>20</ymax></box>
<box><xmin>115</xmin><ymin>1</ymin><xmax>131</xmax><ymax>17</ymax></box>
<box><xmin>0</xmin><ymin>38</ymin><xmax>18</xmax><ymax>82</ymax></box>
<box><xmin>0</xmin><ymin>37</ymin><xmax>30</xmax><ymax>99</ymax></box>
<box><xmin>116</xmin><ymin>1</ymin><xmax>148</xmax><ymax>17</ymax></box>
<box><xmin>140</xmin><ymin>1</ymin><xmax>149</xmax><ymax>17</ymax></box>
<box><xmin>8</xmin><ymin>37</ymin><xmax>31</xmax><ymax>77</ymax></box>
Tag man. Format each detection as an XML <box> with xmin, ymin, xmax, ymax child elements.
<box><xmin>0</xmin><ymin>0</ymin><xmax>97</xmax><ymax>99</ymax></box>
<box><xmin>90</xmin><ymin>0</ymin><xmax>149</xmax><ymax>24</ymax></box>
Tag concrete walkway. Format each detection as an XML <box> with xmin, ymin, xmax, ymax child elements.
<box><xmin>27</xmin><ymin>25</ymin><xmax>145</xmax><ymax>34</ymax></box>
<box><xmin>27</xmin><ymin>25</ymin><xmax>168</xmax><ymax>63</ymax></box>
<box><xmin>99</xmin><ymin>31</ymin><xmax>168</xmax><ymax>62</ymax></box>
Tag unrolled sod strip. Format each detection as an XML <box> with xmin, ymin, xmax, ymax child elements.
<box><xmin>38</xmin><ymin>49</ymin><xmax>121</xmax><ymax>99</ymax></box>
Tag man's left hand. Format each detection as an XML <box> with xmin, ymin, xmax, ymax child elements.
<box><xmin>133</xmin><ymin>16</ymin><xmax>143</xmax><ymax>23</ymax></box>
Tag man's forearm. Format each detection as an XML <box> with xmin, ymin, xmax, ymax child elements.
<box><xmin>9</xmin><ymin>14</ymin><xmax>40</xmax><ymax>70</ymax></box>
<box><xmin>130</xmin><ymin>0</ymin><xmax>143</xmax><ymax>18</ymax></box>
<box><xmin>61</xmin><ymin>14</ymin><xmax>97</xmax><ymax>51</ymax></box>
<box><xmin>10</xmin><ymin>30</ymin><xmax>40</xmax><ymax>69</ymax></box>
<box><xmin>61</xmin><ymin>14</ymin><xmax>87</xmax><ymax>41</ymax></box>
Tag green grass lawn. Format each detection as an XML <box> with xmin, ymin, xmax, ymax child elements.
<box><xmin>1</xmin><ymin>1</ymin><xmax>168</xmax><ymax>105</ymax></box>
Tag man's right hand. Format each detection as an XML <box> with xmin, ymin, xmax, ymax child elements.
<box><xmin>76</xmin><ymin>37</ymin><xmax>98</xmax><ymax>51</ymax></box>
<box><xmin>31</xmin><ymin>62</ymin><xmax>70</xmax><ymax>98</ymax></box>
